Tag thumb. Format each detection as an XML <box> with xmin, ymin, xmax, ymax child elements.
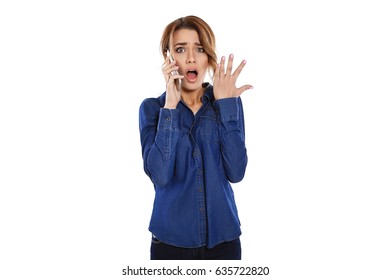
<box><xmin>236</xmin><ymin>84</ymin><xmax>254</xmax><ymax>96</ymax></box>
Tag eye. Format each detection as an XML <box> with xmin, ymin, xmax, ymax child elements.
<box><xmin>197</xmin><ymin>47</ymin><xmax>205</xmax><ymax>53</ymax></box>
<box><xmin>176</xmin><ymin>47</ymin><xmax>185</xmax><ymax>53</ymax></box>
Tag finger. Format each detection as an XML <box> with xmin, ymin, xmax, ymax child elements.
<box><xmin>213</xmin><ymin>63</ymin><xmax>221</xmax><ymax>82</ymax></box>
<box><xmin>169</xmin><ymin>65</ymin><xmax>179</xmax><ymax>73</ymax></box>
<box><xmin>232</xmin><ymin>59</ymin><xmax>247</xmax><ymax>79</ymax></box>
<box><xmin>163</xmin><ymin>64</ymin><xmax>178</xmax><ymax>73</ymax></box>
<box><xmin>168</xmin><ymin>74</ymin><xmax>184</xmax><ymax>85</ymax></box>
<box><xmin>162</xmin><ymin>56</ymin><xmax>170</xmax><ymax>69</ymax></box>
<box><xmin>226</xmin><ymin>54</ymin><xmax>234</xmax><ymax>75</ymax></box>
<box><xmin>219</xmin><ymin>56</ymin><xmax>226</xmax><ymax>75</ymax></box>
<box><xmin>163</xmin><ymin>65</ymin><xmax>179</xmax><ymax>81</ymax></box>
<box><xmin>163</xmin><ymin>57</ymin><xmax>177</xmax><ymax>68</ymax></box>
<box><xmin>236</xmin><ymin>84</ymin><xmax>254</xmax><ymax>96</ymax></box>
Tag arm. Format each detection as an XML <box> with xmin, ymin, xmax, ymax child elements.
<box><xmin>139</xmin><ymin>98</ymin><xmax>180</xmax><ymax>186</ymax></box>
<box><xmin>215</xmin><ymin>97</ymin><xmax>248</xmax><ymax>183</ymax></box>
<box><xmin>213</xmin><ymin>54</ymin><xmax>252</xmax><ymax>183</ymax></box>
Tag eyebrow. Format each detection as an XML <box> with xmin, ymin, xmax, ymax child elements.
<box><xmin>173</xmin><ymin>42</ymin><xmax>202</xmax><ymax>47</ymax></box>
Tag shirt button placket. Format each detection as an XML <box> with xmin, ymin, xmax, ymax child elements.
<box><xmin>193</xmin><ymin>146</ymin><xmax>206</xmax><ymax>245</ymax></box>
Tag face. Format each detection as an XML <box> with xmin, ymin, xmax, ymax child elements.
<box><xmin>171</xmin><ymin>29</ymin><xmax>209</xmax><ymax>91</ymax></box>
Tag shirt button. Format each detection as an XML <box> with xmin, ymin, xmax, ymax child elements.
<box><xmin>166</xmin><ymin>117</ymin><xmax>170</xmax><ymax>121</ymax></box>
<box><xmin>197</xmin><ymin>188</ymin><xmax>202</xmax><ymax>192</ymax></box>
<box><xmin>200</xmin><ymin>207</ymin><xmax>205</xmax><ymax>212</ymax></box>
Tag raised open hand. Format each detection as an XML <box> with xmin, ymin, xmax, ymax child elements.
<box><xmin>213</xmin><ymin>54</ymin><xmax>253</xmax><ymax>100</ymax></box>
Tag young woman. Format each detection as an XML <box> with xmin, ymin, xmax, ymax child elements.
<box><xmin>139</xmin><ymin>15</ymin><xmax>253</xmax><ymax>260</ymax></box>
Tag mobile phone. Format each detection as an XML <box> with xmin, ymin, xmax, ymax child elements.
<box><xmin>167</xmin><ymin>50</ymin><xmax>182</xmax><ymax>91</ymax></box>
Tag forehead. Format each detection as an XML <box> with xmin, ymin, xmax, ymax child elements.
<box><xmin>172</xmin><ymin>29</ymin><xmax>200</xmax><ymax>45</ymax></box>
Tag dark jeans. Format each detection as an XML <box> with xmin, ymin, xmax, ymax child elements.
<box><xmin>150</xmin><ymin>236</ymin><xmax>241</xmax><ymax>260</ymax></box>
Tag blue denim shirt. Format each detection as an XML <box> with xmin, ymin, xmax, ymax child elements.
<box><xmin>139</xmin><ymin>84</ymin><xmax>247</xmax><ymax>248</ymax></box>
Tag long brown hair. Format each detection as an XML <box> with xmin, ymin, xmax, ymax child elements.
<box><xmin>160</xmin><ymin>15</ymin><xmax>217</xmax><ymax>75</ymax></box>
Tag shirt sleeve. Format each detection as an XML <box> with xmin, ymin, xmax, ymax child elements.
<box><xmin>139</xmin><ymin>98</ymin><xmax>180</xmax><ymax>186</ymax></box>
<box><xmin>214</xmin><ymin>97</ymin><xmax>248</xmax><ymax>183</ymax></box>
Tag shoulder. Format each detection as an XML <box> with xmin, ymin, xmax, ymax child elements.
<box><xmin>139</xmin><ymin>92</ymin><xmax>166</xmax><ymax>112</ymax></box>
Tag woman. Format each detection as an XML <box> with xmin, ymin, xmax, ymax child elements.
<box><xmin>139</xmin><ymin>15</ymin><xmax>253</xmax><ymax>260</ymax></box>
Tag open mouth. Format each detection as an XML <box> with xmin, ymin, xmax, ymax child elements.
<box><xmin>186</xmin><ymin>70</ymin><xmax>198</xmax><ymax>81</ymax></box>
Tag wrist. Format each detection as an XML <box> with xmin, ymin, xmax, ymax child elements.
<box><xmin>164</xmin><ymin>104</ymin><xmax>177</xmax><ymax>109</ymax></box>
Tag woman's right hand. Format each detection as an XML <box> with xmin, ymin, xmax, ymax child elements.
<box><xmin>162</xmin><ymin>56</ymin><xmax>183</xmax><ymax>109</ymax></box>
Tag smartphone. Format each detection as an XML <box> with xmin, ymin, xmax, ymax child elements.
<box><xmin>167</xmin><ymin>50</ymin><xmax>182</xmax><ymax>91</ymax></box>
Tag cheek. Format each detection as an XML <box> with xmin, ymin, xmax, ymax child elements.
<box><xmin>197</xmin><ymin>67</ymin><xmax>208</xmax><ymax>81</ymax></box>
<box><xmin>199</xmin><ymin>57</ymin><xmax>209</xmax><ymax>72</ymax></box>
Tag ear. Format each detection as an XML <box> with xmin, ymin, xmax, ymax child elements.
<box><xmin>162</xmin><ymin>48</ymin><xmax>169</xmax><ymax>60</ymax></box>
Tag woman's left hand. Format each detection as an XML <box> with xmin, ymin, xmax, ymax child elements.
<box><xmin>213</xmin><ymin>54</ymin><xmax>253</xmax><ymax>100</ymax></box>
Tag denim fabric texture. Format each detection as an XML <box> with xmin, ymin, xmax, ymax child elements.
<box><xmin>139</xmin><ymin>84</ymin><xmax>247</xmax><ymax>249</ymax></box>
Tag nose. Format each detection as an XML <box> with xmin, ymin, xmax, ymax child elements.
<box><xmin>186</xmin><ymin>50</ymin><xmax>196</xmax><ymax>64</ymax></box>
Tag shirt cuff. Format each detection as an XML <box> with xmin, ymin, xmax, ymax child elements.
<box><xmin>158</xmin><ymin>108</ymin><xmax>180</xmax><ymax>131</ymax></box>
<box><xmin>214</xmin><ymin>98</ymin><xmax>239</xmax><ymax>122</ymax></box>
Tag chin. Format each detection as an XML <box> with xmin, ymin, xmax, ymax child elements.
<box><xmin>187</xmin><ymin>82</ymin><xmax>204</xmax><ymax>90</ymax></box>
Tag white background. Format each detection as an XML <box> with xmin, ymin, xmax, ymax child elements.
<box><xmin>1</xmin><ymin>0</ymin><xmax>389</xmax><ymax>279</ymax></box>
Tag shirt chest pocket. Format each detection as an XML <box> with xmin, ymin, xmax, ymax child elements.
<box><xmin>199</xmin><ymin>115</ymin><xmax>219</xmax><ymax>142</ymax></box>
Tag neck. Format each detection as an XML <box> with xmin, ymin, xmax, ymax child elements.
<box><xmin>181</xmin><ymin>88</ymin><xmax>204</xmax><ymax>105</ymax></box>
<box><xmin>181</xmin><ymin>87</ymin><xmax>204</xmax><ymax>114</ymax></box>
